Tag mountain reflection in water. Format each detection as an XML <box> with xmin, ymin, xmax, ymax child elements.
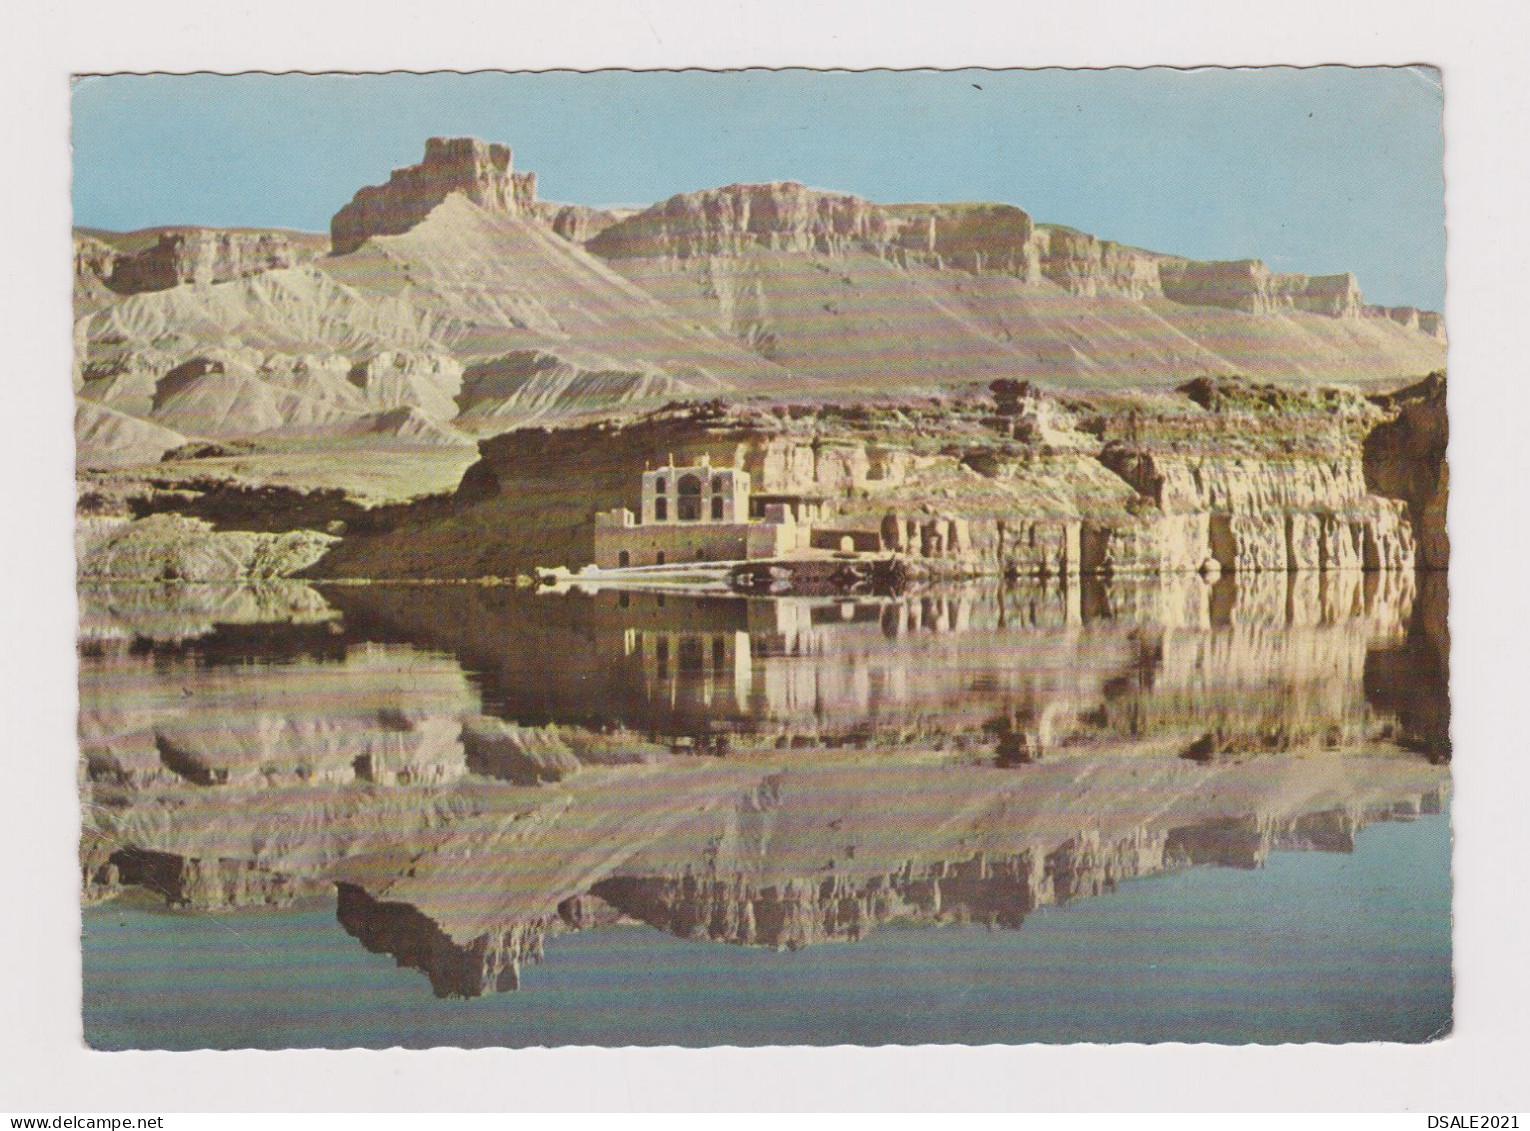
<box><xmin>78</xmin><ymin>571</ymin><xmax>1450</xmax><ymax>1001</ymax></box>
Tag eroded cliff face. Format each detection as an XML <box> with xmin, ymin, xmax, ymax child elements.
<box><xmin>319</xmin><ymin>377</ymin><xmax>1436</xmax><ymax>583</ymax></box>
<box><xmin>583</xmin><ymin>181</ymin><xmax>1438</xmax><ymax>331</ymax></box>
<box><xmin>1157</xmin><ymin>259</ymin><xmax>1365</xmax><ymax>319</ymax></box>
<box><xmin>108</xmin><ymin>229</ymin><xmax>307</xmax><ymax>293</ymax></box>
<box><xmin>330</xmin><ymin>137</ymin><xmax>539</xmax><ymax>255</ymax></box>
<box><xmin>531</xmin><ymin>201</ymin><xmax>634</xmax><ymax>244</ymax></box>
<box><xmin>1032</xmin><ymin>227</ymin><xmax>1162</xmax><ymax>298</ymax></box>
<box><xmin>586</xmin><ymin>182</ymin><xmax>907</xmax><ymax>260</ymax></box>
<box><xmin>74</xmin><ymin>228</ymin><xmax>321</xmax><ymax>303</ymax></box>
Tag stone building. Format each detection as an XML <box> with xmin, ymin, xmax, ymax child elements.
<box><xmin>592</xmin><ymin>455</ymin><xmax>813</xmax><ymax>569</ymax></box>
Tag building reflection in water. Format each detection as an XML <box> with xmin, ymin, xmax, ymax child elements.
<box><xmin>574</xmin><ymin>568</ymin><xmax>1439</xmax><ymax>759</ymax></box>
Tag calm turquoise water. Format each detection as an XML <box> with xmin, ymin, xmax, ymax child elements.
<box><xmin>82</xmin><ymin>809</ymin><xmax>1451</xmax><ymax>1048</ymax></box>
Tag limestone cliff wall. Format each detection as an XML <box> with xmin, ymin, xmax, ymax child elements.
<box><xmin>586</xmin><ymin>182</ymin><xmax>901</xmax><ymax>260</ymax></box>
<box><xmin>1361</xmin><ymin>306</ymin><xmax>1446</xmax><ymax>342</ymax></box>
<box><xmin>1158</xmin><ymin>259</ymin><xmax>1365</xmax><ymax>319</ymax></box>
<box><xmin>581</xmin><ymin>179</ymin><xmax>1439</xmax><ymax>329</ymax></box>
<box><xmin>1036</xmin><ymin>228</ymin><xmax>1164</xmax><ymax>299</ymax></box>
<box><xmin>317</xmin><ymin>382</ymin><xmax>1434</xmax><ymax>582</ymax></box>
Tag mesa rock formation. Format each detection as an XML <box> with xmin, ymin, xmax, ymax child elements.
<box><xmin>330</xmin><ymin>137</ymin><xmax>538</xmax><ymax>255</ymax></box>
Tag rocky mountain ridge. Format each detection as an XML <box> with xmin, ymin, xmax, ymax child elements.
<box><xmin>589</xmin><ymin>180</ymin><xmax>1442</xmax><ymax>330</ymax></box>
<box><xmin>75</xmin><ymin>135</ymin><xmax>1446</xmax><ymax>469</ymax></box>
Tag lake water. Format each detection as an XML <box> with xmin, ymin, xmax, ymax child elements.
<box><xmin>78</xmin><ymin>571</ymin><xmax>1451</xmax><ymax>1046</ymax></box>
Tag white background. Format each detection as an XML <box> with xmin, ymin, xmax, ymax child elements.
<box><xmin>2</xmin><ymin>0</ymin><xmax>1527</xmax><ymax>1113</ymax></box>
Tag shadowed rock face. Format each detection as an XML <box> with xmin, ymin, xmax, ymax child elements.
<box><xmin>1365</xmin><ymin>372</ymin><xmax>1449</xmax><ymax>571</ymax></box>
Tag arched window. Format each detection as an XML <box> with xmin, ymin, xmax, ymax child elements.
<box><xmin>677</xmin><ymin>474</ymin><xmax>703</xmax><ymax>522</ymax></box>
<box><xmin>654</xmin><ymin>497</ymin><xmax>667</xmax><ymax>521</ymax></box>
<box><xmin>711</xmin><ymin>475</ymin><xmax>725</xmax><ymax>493</ymax></box>
<box><xmin>711</xmin><ymin>496</ymin><xmax>725</xmax><ymax>520</ymax></box>
<box><xmin>617</xmin><ymin>550</ymin><xmax>630</xmax><ymax>568</ymax></box>
<box><xmin>655</xmin><ymin>477</ymin><xmax>666</xmax><ymax>495</ymax></box>
<box><xmin>656</xmin><ymin>551</ymin><xmax>666</xmax><ymax>566</ymax></box>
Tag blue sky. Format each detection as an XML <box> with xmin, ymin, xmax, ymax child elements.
<box><xmin>71</xmin><ymin>68</ymin><xmax>1445</xmax><ymax>310</ymax></box>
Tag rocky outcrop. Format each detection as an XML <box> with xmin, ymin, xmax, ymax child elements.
<box><xmin>321</xmin><ymin>751</ymin><xmax>1447</xmax><ymax>994</ymax></box>
<box><xmin>531</xmin><ymin>202</ymin><xmax>634</xmax><ymax>244</ymax></box>
<box><xmin>1417</xmin><ymin>312</ymin><xmax>1446</xmax><ymax>340</ymax></box>
<box><xmin>1159</xmin><ymin>259</ymin><xmax>1365</xmax><ymax>318</ymax></box>
<box><xmin>1292</xmin><ymin>272</ymin><xmax>1366</xmax><ymax>318</ymax></box>
<box><xmin>346</xmin><ymin>350</ymin><xmax>464</xmax><ymax>421</ymax></box>
<box><xmin>1037</xmin><ymin>228</ymin><xmax>1164</xmax><ymax>299</ymax></box>
<box><xmin>330</xmin><ymin>137</ymin><xmax>539</xmax><ymax>255</ymax></box>
<box><xmin>461</xmin><ymin>717</ymin><xmax>582</xmax><ymax>784</ymax></box>
<box><xmin>1365</xmin><ymin>306</ymin><xmax>1448</xmax><ymax>342</ymax></box>
<box><xmin>884</xmin><ymin>203</ymin><xmax>1039</xmax><ymax>275</ymax></box>
<box><xmin>587</xmin><ymin>183</ymin><xmax>1408</xmax><ymax>327</ymax></box>
<box><xmin>77</xmin><ymin>513</ymin><xmax>335</xmax><ymax>581</ymax></box>
<box><xmin>106</xmin><ymin>847</ymin><xmax>307</xmax><ymax>910</ymax></box>
<box><xmin>74</xmin><ymin>233</ymin><xmax>122</xmax><ymax>305</ymax></box>
<box><xmin>75</xmin><ymin>400</ymin><xmax>187</xmax><ymax>468</ymax></box>
<box><xmin>337</xmin><ymin>883</ymin><xmax>554</xmax><ymax>996</ymax></box>
<box><xmin>107</xmin><ymin>229</ymin><xmax>305</xmax><ymax>293</ymax></box>
<box><xmin>1365</xmin><ymin>372</ymin><xmax>1449</xmax><ymax>571</ymax></box>
<box><xmin>321</xmin><ymin>376</ymin><xmax>1438</xmax><ymax>582</ymax></box>
<box><xmin>587</xmin><ymin>182</ymin><xmax>903</xmax><ymax>260</ymax></box>
<box><xmin>75</xmin><ymin>136</ymin><xmax>1450</xmax><ymax>457</ymax></box>
<box><xmin>589</xmin><ymin>190</ymin><xmax>1165</xmax><ymax>298</ymax></box>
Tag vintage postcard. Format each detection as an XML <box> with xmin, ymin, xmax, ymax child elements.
<box><xmin>72</xmin><ymin>68</ymin><xmax>1449</xmax><ymax>1049</ymax></box>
